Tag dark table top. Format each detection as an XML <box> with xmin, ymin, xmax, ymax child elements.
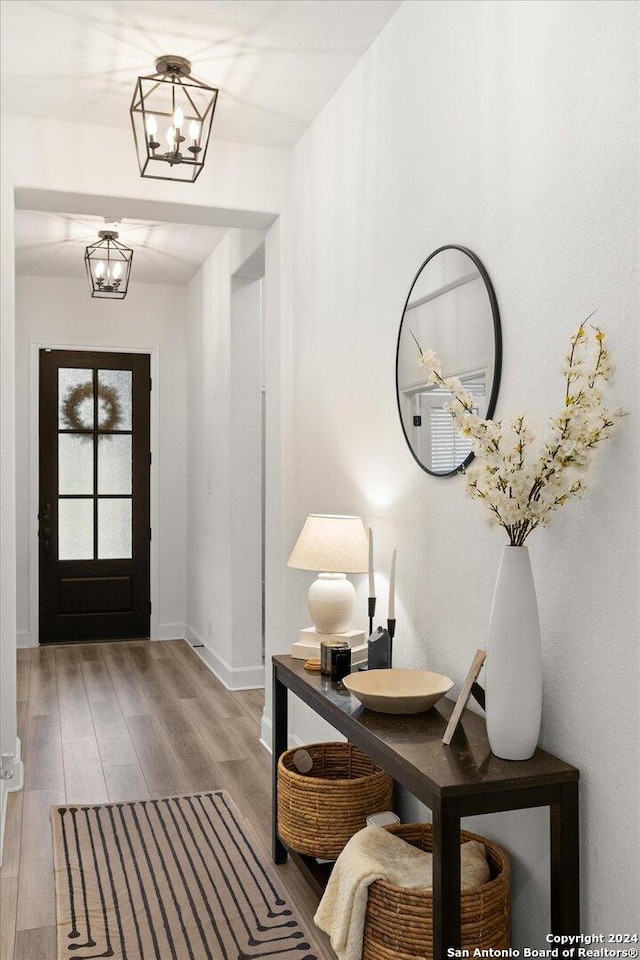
<box><xmin>273</xmin><ymin>655</ymin><xmax>579</xmax><ymax>801</ymax></box>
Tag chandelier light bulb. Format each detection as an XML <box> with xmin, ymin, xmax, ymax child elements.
<box><xmin>112</xmin><ymin>262</ymin><xmax>122</xmax><ymax>280</ymax></box>
<box><xmin>146</xmin><ymin>114</ymin><xmax>157</xmax><ymax>136</ymax></box>
<box><xmin>173</xmin><ymin>106</ymin><xmax>184</xmax><ymax>129</ymax></box>
<box><xmin>189</xmin><ymin>119</ymin><xmax>199</xmax><ymax>140</ymax></box>
<box><xmin>166</xmin><ymin>125</ymin><xmax>175</xmax><ymax>147</ymax></box>
<box><xmin>95</xmin><ymin>261</ymin><xmax>105</xmax><ymax>278</ymax></box>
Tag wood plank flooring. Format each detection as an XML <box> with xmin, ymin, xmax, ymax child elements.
<box><xmin>1</xmin><ymin>639</ymin><xmax>332</xmax><ymax>960</ymax></box>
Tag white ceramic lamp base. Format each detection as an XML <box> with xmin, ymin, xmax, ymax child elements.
<box><xmin>308</xmin><ymin>572</ymin><xmax>355</xmax><ymax>634</ymax></box>
<box><xmin>291</xmin><ymin>572</ymin><xmax>364</xmax><ymax>661</ymax></box>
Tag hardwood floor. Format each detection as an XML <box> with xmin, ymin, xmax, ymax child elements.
<box><xmin>1</xmin><ymin>639</ymin><xmax>332</xmax><ymax>960</ymax></box>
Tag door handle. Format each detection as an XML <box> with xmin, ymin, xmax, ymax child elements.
<box><xmin>39</xmin><ymin>504</ymin><xmax>51</xmax><ymax>561</ymax></box>
<box><xmin>40</xmin><ymin>527</ymin><xmax>51</xmax><ymax>561</ymax></box>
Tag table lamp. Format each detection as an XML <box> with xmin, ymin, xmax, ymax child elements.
<box><xmin>287</xmin><ymin>514</ymin><xmax>369</xmax><ymax>659</ymax></box>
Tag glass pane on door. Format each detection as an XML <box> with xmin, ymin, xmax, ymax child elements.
<box><xmin>58</xmin><ymin>499</ymin><xmax>94</xmax><ymax>560</ymax></box>
<box><xmin>98</xmin><ymin>499</ymin><xmax>132</xmax><ymax>559</ymax></box>
<box><xmin>98</xmin><ymin>369</ymin><xmax>132</xmax><ymax>430</ymax></box>
<box><xmin>59</xmin><ymin>435</ymin><xmax>93</xmax><ymax>494</ymax></box>
<box><xmin>98</xmin><ymin>435</ymin><xmax>132</xmax><ymax>494</ymax></box>
<box><xmin>58</xmin><ymin>368</ymin><xmax>94</xmax><ymax>429</ymax></box>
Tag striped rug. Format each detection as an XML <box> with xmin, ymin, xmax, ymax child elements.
<box><xmin>51</xmin><ymin>791</ymin><xmax>325</xmax><ymax>960</ymax></box>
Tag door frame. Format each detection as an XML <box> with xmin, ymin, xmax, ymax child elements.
<box><xmin>27</xmin><ymin>340</ymin><xmax>160</xmax><ymax>646</ymax></box>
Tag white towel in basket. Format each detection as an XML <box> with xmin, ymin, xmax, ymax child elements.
<box><xmin>314</xmin><ymin>824</ymin><xmax>490</xmax><ymax>960</ymax></box>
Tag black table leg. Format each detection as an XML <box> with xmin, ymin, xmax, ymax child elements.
<box><xmin>272</xmin><ymin>663</ymin><xmax>288</xmax><ymax>864</ymax></box>
<box><xmin>550</xmin><ymin>780</ymin><xmax>580</xmax><ymax>933</ymax></box>
<box><xmin>432</xmin><ymin>799</ymin><xmax>461</xmax><ymax>957</ymax></box>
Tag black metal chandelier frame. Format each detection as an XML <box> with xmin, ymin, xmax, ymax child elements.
<box><xmin>84</xmin><ymin>231</ymin><xmax>134</xmax><ymax>300</ymax></box>
<box><xmin>130</xmin><ymin>55</ymin><xmax>219</xmax><ymax>183</ymax></box>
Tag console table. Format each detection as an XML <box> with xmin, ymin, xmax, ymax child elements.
<box><xmin>272</xmin><ymin>655</ymin><xmax>580</xmax><ymax>958</ymax></box>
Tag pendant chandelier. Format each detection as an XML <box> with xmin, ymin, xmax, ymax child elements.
<box><xmin>130</xmin><ymin>55</ymin><xmax>219</xmax><ymax>183</ymax></box>
<box><xmin>84</xmin><ymin>230</ymin><xmax>133</xmax><ymax>300</ymax></box>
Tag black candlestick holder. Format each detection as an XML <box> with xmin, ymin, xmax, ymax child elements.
<box><xmin>368</xmin><ymin>597</ymin><xmax>376</xmax><ymax>637</ymax></box>
<box><xmin>387</xmin><ymin>618</ymin><xmax>396</xmax><ymax>667</ymax></box>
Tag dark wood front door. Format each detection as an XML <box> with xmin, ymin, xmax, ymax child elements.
<box><xmin>39</xmin><ymin>350</ymin><xmax>151</xmax><ymax>643</ymax></box>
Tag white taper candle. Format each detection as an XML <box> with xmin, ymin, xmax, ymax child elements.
<box><xmin>388</xmin><ymin>548</ymin><xmax>397</xmax><ymax>619</ymax></box>
<box><xmin>368</xmin><ymin>527</ymin><xmax>376</xmax><ymax>598</ymax></box>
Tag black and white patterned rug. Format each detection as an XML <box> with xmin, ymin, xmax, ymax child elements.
<box><xmin>52</xmin><ymin>791</ymin><xmax>325</xmax><ymax>960</ymax></box>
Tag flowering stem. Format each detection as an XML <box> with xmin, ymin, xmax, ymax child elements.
<box><xmin>410</xmin><ymin>330</ymin><xmax>425</xmax><ymax>359</ymax></box>
<box><xmin>412</xmin><ymin>320</ymin><xmax>622</xmax><ymax>546</ymax></box>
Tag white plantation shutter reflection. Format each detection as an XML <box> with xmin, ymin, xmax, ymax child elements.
<box><xmin>428</xmin><ymin>374</ymin><xmax>486</xmax><ymax>473</ymax></box>
<box><xmin>430</xmin><ymin>407</ymin><xmax>473</xmax><ymax>472</ymax></box>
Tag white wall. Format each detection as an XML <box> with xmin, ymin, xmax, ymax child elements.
<box><xmin>186</xmin><ymin>236</ymin><xmax>233</xmax><ymax>664</ymax></box>
<box><xmin>268</xmin><ymin>0</ymin><xmax>639</xmax><ymax>943</ymax></box>
<box><xmin>185</xmin><ymin>232</ymin><xmax>265</xmax><ymax>688</ymax></box>
<box><xmin>231</xmin><ymin>275</ymin><xmax>263</xmax><ymax>670</ymax></box>
<box><xmin>1</xmin><ymin>114</ymin><xmax>288</xmax><ymax>226</ymax></box>
<box><xmin>15</xmin><ymin>274</ymin><xmax>188</xmax><ymax>643</ymax></box>
<box><xmin>1</xmin><ymin>151</ymin><xmax>20</xmax><ymax>837</ymax></box>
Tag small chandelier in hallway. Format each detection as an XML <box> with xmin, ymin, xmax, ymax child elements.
<box><xmin>84</xmin><ymin>228</ymin><xmax>133</xmax><ymax>300</ymax></box>
<box><xmin>130</xmin><ymin>55</ymin><xmax>219</xmax><ymax>183</ymax></box>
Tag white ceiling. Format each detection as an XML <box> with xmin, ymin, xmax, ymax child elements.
<box><xmin>15</xmin><ymin>210</ymin><xmax>228</xmax><ymax>285</ymax></box>
<box><xmin>0</xmin><ymin>0</ymin><xmax>402</xmax><ymax>148</ymax></box>
<box><xmin>6</xmin><ymin>1</ymin><xmax>402</xmax><ymax>284</ymax></box>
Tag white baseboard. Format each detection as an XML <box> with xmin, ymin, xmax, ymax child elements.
<box><xmin>18</xmin><ymin>626</ymin><xmax>186</xmax><ymax>646</ymax></box>
<box><xmin>183</xmin><ymin>626</ymin><xmax>265</xmax><ymax>691</ymax></box>
<box><xmin>260</xmin><ymin>713</ymin><xmax>272</xmax><ymax>752</ymax></box>
<box><xmin>0</xmin><ymin>739</ymin><xmax>24</xmax><ymax>869</ymax></box>
<box><xmin>157</xmin><ymin>623</ymin><xmax>186</xmax><ymax>641</ymax></box>
<box><xmin>260</xmin><ymin>711</ymin><xmax>304</xmax><ymax>754</ymax></box>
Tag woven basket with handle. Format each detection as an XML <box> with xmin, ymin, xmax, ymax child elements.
<box><xmin>363</xmin><ymin>822</ymin><xmax>511</xmax><ymax>960</ymax></box>
<box><xmin>277</xmin><ymin>742</ymin><xmax>394</xmax><ymax>860</ymax></box>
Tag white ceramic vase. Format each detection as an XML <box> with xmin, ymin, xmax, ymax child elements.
<box><xmin>485</xmin><ymin>545</ymin><xmax>542</xmax><ymax>761</ymax></box>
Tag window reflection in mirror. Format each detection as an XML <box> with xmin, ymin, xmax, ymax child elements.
<box><xmin>396</xmin><ymin>246</ymin><xmax>501</xmax><ymax>477</ymax></box>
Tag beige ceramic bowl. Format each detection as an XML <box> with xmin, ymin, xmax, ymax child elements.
<box><xmin>343</xmin><ymin>668</ymin><xmax>454</xmax><ymax>714</ymax></box>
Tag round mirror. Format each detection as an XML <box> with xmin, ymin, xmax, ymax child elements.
<box><xmin>396</xmin><ymin>245</ymin><xmax>502</xmax><ymax>477</ymax></box>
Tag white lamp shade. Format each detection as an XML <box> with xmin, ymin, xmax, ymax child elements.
<box><xmin>287</xmin><ymin>515</ymin><xmax>369</xmax><ymax>573</ymax></box>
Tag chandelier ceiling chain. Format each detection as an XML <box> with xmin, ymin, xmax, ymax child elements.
<box><xmin>130</xmin><ymin>55</ymin><xmax>219</xmax><ymax>183</ymax></box>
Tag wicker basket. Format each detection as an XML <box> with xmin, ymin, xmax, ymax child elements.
<box><xmin>277</xmin><ymin>742</ymin><xmax>394</xmax><ymax>859</ymax></box>
<box><xmin>362</xmin><ymin>823</ymin><xmax>511</xmax><ymax>960</ymax></box>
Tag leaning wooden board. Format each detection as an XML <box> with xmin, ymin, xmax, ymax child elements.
<box><xmin>442</xmin><ymin>649</ymin><xmax>486</xmax><ymax>745</ymax></box>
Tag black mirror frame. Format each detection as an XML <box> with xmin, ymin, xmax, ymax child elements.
<box><xmin>396</xmin><ymin>244</ymin><xmax>502</xmax><ymax>478</ymax></box>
